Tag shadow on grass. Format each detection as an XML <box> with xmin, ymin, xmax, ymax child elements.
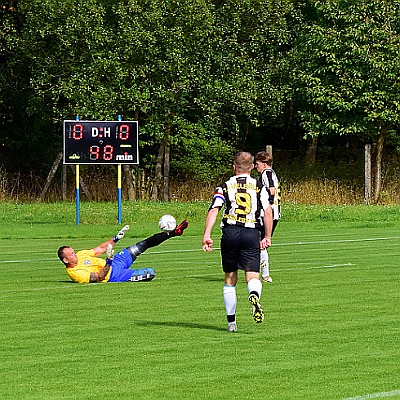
<box><xmin>135</xmin><ymin>319</ymin><xmax>241</xmax><ymax>333</ymax></box>
<box><xmin>186</xmin><ymin>276</ymin><xmax>221</xmax><ymax>282</ymax></box>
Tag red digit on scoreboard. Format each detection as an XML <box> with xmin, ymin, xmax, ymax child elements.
<box><xmin>89</xmin><ymin>146</ymin><xmax>100</xmax><ymax>160</ymax></box>
<box><xmin>103</xmin><ymin>145</ymin><xmax>114</xmax><ymax>161</ymax></box>
<box><xmin>72</xmin><ymin>124</ymin><xmax>84</xmax><ymax>140</ymax></box>
<box><xmin>118</xmin><ymin>124</ymin><xmax>130</xmax><ymax>140</ymax></box>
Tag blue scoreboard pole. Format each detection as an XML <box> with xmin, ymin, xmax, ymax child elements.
<box><xmin>75</xmin><ymin>165</ymin><xmax>80</xmax><ymax>224</ymax></box>
<box><xmin>75</xmin><ymin>115</ymin><xmax>80</xmax><ymax>224</ymax></box>
<box><xmin>117</xmin><ymin>115</ymin><xmax>123</xmax><ymax>224</ymax></box>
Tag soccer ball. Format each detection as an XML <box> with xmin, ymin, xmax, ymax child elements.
<box><xmin>158</xmin><ymin>214</ymin><xmax>176</xmax><ymax>232</ymax></box>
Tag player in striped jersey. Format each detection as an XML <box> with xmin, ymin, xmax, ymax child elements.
<box><xmin>255</xmin><ymin>151</ymin><xmax>281</xmax><ymax>283</ymax></box>
<box><xmin>202</xmin><ymin>151</ymin><xmax>273</xmax><ymax>332</ymax></box>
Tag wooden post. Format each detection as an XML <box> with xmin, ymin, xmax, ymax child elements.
<box><xmin>163</xmin><ymin>145</ymin><xmax>170</xmax><ymax>201</ymax></box>
<box><xmin>62</xmin><ymin>164</ymin><xmax>67</xmax><ymax>201</ymax></box>
<box><xmin>37</xmin><ymin>152</ymin><xmax>63</xmax><ymax>201</ymax></box>
<box><xmin>364</xmin><ymin>144</ymin><xmax>372</xmax><ymax>205</ymax></box>
<box><xmin>68</xmin><ymin>166</ymin><xmax>92</xmax><ymax>201</ymax></box>
<box><xmin>266</xmin><ymin>145</ymin><xmax>273</xmax><ymax>156</ymax></box>
<box><xmin>141</xmin><ymin>171</ymin><xmax>146</xmax><ymax>199</ymax></box>
<box><xmin>123</xmin><ymin>165</ymin><xmax>135</xmax><ymax>200</ymax></box>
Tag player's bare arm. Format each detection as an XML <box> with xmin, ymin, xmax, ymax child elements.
<box><xmin>92</xmin><ymin>225</ymin><xmax>130</xmax><ymax>256</ymax></box>
<box><xmin>261</xmin><ymin>205</ymin><xmax>273</xmax><ymax>249</ymax></box>
<box><xmin>92</xmin><ymin>239</ymin><xmax>115</xmax><ymax>256</ymax></box>
<box><xmin>202</xmin><ymin>207</ymin><xmax>219</xmax><ymax>252</ymax></box>
<box><xmin>89</xmin><ymin>264</ymin><xmax>111</xmax><ymax>283</ymax></box>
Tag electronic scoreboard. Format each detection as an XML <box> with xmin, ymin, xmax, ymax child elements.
<box><xmin>63</xmin><ymin>120</ymin><xmax>139</xmax><ymax>164</ymax></box>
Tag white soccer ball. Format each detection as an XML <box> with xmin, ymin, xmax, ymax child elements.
<box><xmin>158</xmin><ymin>214</ymin><xmax>176</xmax><ymax>232</ymax></box>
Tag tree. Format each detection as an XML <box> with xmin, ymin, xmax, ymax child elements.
<box><xmin>0</xmin><ymin>0</ymin><xmax>35</xmax><ymax>171</ymax></box>
<box><xmin>2</xmin><ymin>0</ymin><xmax>117</xmax><ymax>174</ymax></box>
<box><xmin>292</xmin><ymin>0</ymin><xmax>400</xmax><ymax>202</ymax></box>
<box><xmin>201</xmin><ymin>0</ymin><xmax>294</xmax><ymax>148</ymax></box>
<box><xmin>114</xmin><ymin>0</ymin><xmax>224</xmax><ymax>199</ymax></box>
<box><xmin>10</xmin><ymin>0</ymin><xmax>236</xmax><ymax>198</ymax></box>
<box><xmin>1</xmin><ymin>0</ymin><xmax>298</xmax><ymax>201</ymax></box>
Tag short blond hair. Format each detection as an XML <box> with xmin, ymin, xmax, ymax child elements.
<box><xmin>234</xmin><ymin>151</ymin><xmax>254</xmax><ymax>173</ymax></box>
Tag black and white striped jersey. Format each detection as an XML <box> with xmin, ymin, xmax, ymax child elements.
<box><xmin>209</xmin><ymin>174</ymin><xmax>271</xmax><ymax>229</ymax></box>
<box><xmin>260</xmin><ymin>168</ymin><xmax>281</xmax><ymax>221</ymax></box>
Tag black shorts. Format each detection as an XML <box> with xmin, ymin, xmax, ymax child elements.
<box><xmin>220</xmin><ymin>225</ymin><xmax>261</xmax><ymax>273</ymax></box>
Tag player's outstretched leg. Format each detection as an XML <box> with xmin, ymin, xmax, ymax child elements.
<box><xmin>126</xmin><ymin>220</ymin><xmax>189</xmax><ymax>262</ymax></box>
<box><xmin>172</xmin><ymin>220</ymin><xmax>189</xmax><ymax>236</ymax></box>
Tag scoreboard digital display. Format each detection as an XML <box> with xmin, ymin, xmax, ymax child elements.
<box><xmin>63</xmin><ymin>120</ymin><xmax>139</xmax><ymax>165</ymax></box>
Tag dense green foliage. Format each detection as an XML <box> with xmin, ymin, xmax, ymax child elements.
<box><xmin>1</xmin><ymin>0</ymin><xmax>400</xmax><ymax>194</ymax></box>
<box><xmin>1</xmin><ymin>203</ymin><xmax>399</xmax><ymax>399</ymax></box>
<box><xmin>294</xmin><ymin>0</ymin><xmax>400</xmax><ymax>140</ymax></box>
<box><xmin>1</xmin><ymin>0</ymin><xmax>294</xmax><ymax>177</ymax></box>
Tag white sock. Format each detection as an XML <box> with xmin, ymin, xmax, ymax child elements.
<box><xmin>260</xmin><ymin>248</ymin><xmax>270</xmax><ymax>277</ymax></box>
<box><xmin>223</xmin><ymin>285</ymin><xmax>237</xmax><ymax>318</ymax></box>
<box><xmin>247</xmin><ymin>278</ymin><xmax>262</xmax><ymax>299</ymax></box>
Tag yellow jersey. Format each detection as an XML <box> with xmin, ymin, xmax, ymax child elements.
<box><xmin>66</xmin><ymin>249</ymin><xmax>111</xmax><ymax>284</ymax></box>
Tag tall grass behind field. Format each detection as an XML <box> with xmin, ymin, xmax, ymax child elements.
<box><xmin>281</xmin><ymin>178</ymin><xmax>363</xmax><ymax>205</ymax></box>
<box><xmin>276</xmin><ymin>155</ymin><xmax>400</xmax><ymax>205</ymax></box>
<box><xmin>1</xmin><ymin>159</ymin><xmax>400</xmax><ymax>204</ymax></box>
<box><xmin>177</xmin><ymin>178</ymin><xmax>400</xmax><ymax>205</ymax></box>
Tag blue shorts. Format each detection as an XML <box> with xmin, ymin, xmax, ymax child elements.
<box><xmin>108</xmin><ymin>249</ymin><xmax>136</xmax><ymax>282</ymax></box>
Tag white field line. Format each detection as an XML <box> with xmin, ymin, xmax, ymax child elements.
<box><xmin>341</xmin><ymin>388</ymin><xmax>400</xmax><ymax>399</ymax></box>
<box><xmin>1</xmin><ymin>235</ymin><xmax>399</xmax><ymax>264</ymax></box>
<box><xmin>182</xmin><ymin>263</ymin><xmax>356</xmax><ymax>280</ymax></box>
<box><xmin>144</xmin><ymin>235</ymin><xmax>400</xmax><ymax>254</ymax></box>
<box><xmin>281</xmin><ymin>236</ymin><xmax>400</xmax><ymax>246</ymax></box>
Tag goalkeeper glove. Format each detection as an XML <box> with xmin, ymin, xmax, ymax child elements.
<box><xmin>113</xmin><ymin>224</ymin><xmax>130</xmax><ymax>242</ymax></box>
<box><xmin>106</xmin><ymin>243</ymin><xmax>114</xmax><ymax>265</ymax></box>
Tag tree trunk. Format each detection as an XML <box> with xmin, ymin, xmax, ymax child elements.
<box><xmin>151</xmin><ymin>145</ymin><xmax>164</xmax><ymax>201</ymax></box>
<box><xmin>372</xmin><ymin>126</ymin><xmax>387</xmax><ymax>204</ymax></box>
<box><xmin>150</xmin><ymin>126</ymin><xmax>171</xmax><ymax>201</ymax></box>
<box><xmin>37</xmin><ymin>152</ymin><xmax>63</xmax><ymax>201</ymax></box>
<box><xmin>123</xmin><ymin>164</ymin><xmax>136</xmax><ymax>200</ymax></box>
<box><xmin>68</xmin><ymin>166</ymin><xmax>92</xmax><ymax>200</ymax></box>
<box><xmin>305</xmin><ymin>135</ymin><xmax>318</xmax><ymax>166</ymax></box>
<box><xmin>163</xmin><ymin>145</ymin><xmax>170</xmax><ymax>201</ymax></box>
<box><xmin>364</xmin><ymin>144</ymin><xmax>372</xmax><ymax>205</ymax></box>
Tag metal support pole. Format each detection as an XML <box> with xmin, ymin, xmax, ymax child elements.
<box><xmin>118</xmin><ymin>164</ymin><xmax>122</xmax><ymax>224</ymax></box>
<box><xmin>117</xmin><ymin>115</ymin><xmax>123</xmax><ymax>223</ymax></box>
<box><xmin>75</xmin><ymin>165</ymin><xmax>80</xmax><ymax>224</ymax></box>
<box><xmin>75</xmin><ymin>115</ymin><xmax>80</xmax><ymax>224</ymax></box>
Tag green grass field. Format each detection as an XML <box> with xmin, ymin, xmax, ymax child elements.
<box><xmin>0</xmin><ymin>202</ymin><xmax>399</xmax><ymax>399</ymax></box>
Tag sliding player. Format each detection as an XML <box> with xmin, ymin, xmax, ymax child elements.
<box><xmin>58</xmin><ymin>221</ymin><xmax>188</xmax><ymax>283</ymax></box>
